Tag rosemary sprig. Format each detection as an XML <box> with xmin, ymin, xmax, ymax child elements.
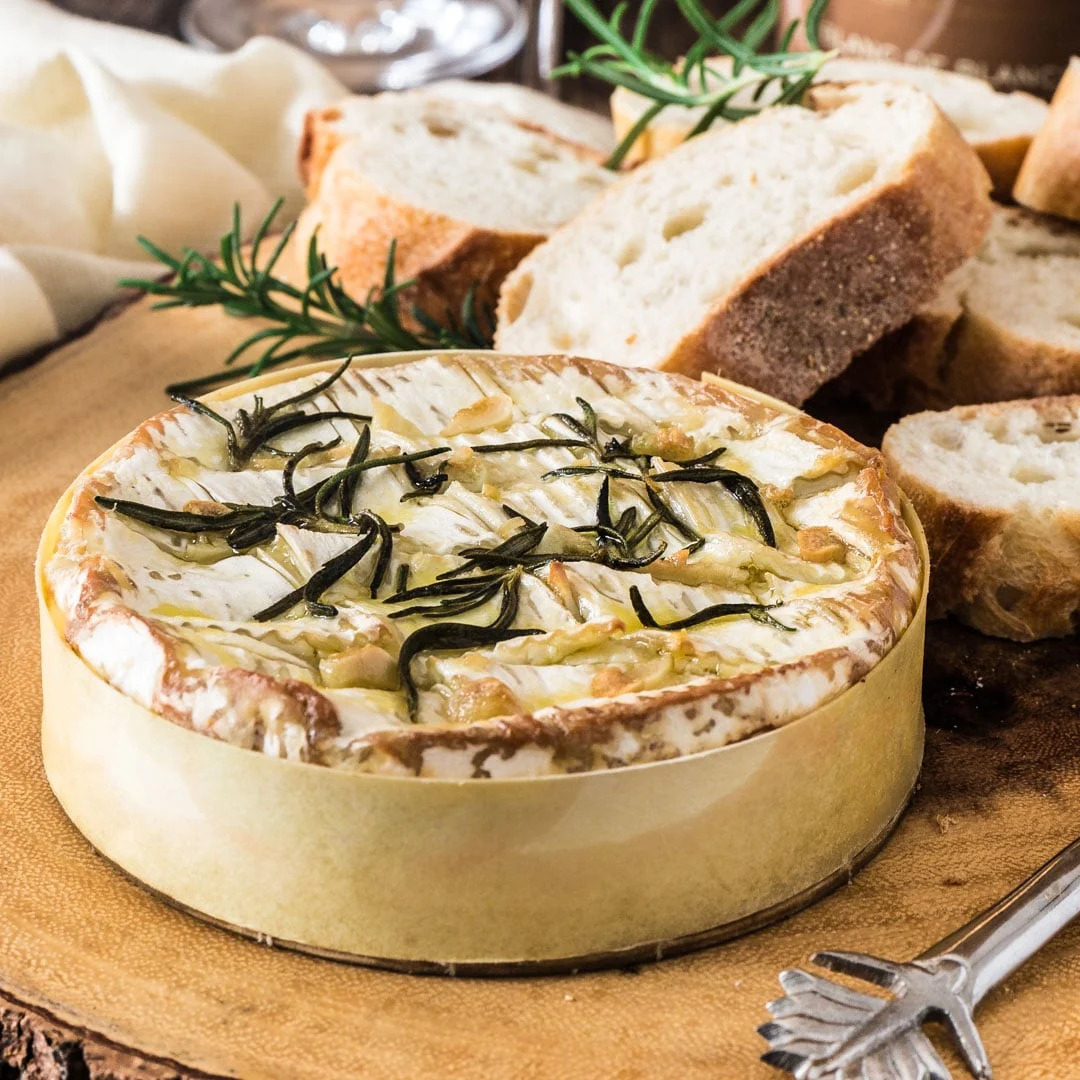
<box><xmin>254</xmin><ymin>526</ymin><xmax>377</xmax><ymax>621</ymax></box>
<box><xmin>471</xmin><ymin>437</ymin><xmax>591</xmax><ymax>455</ymax></box>
<box><xmin>556</xmin><ymin>0</ymin><xmax>833</xmax><ymax>168</ymax></box>
<box><xmin>337</xmin><ymin>425</ymin><xmax>371</xmax><ymax>517</ymax></box>
<box><xmin>171</xmin><ymin>357</ymin><xmax>369</xmax><ymax>470</ymax></box>
<box><xmin>540</xmin><ymin>399</ymin><xmax>776</xmax><ymax>549</ymax></box>
<box><xmin>629</xmin><ymin>585</ymin><xmax>791</xmax><ymax>631</ymax></box>
<box><xmin>650</xmin><ymin>465</ymin><xmax>776</xmax><ymax>547</ymax></box>
<box><xmin>541</xmin><ymin>398</ymin><xmax>714</xmax><ymax>551</ymax></box>
<box><xmin>312</xmin><ymin>446</ymin><xmax>450</xmax><ymax>518</ymax></box>
<box><xmin>97</xmin><ymin>384</ymin><xmax>795</xmax><ymax>721</ymax></box>
<box><xmin>120</xmin><ymin>200</ymin><xmax>495</xmax><ymax>398</ymax></box>
<box><xmin>400</xmin><ymin>456</ymin><xmax>449</xmax><ymax>501</ymax></box>
<box><xmin>93</xmin><ymin>498</ymin><xmax>265</xmax><ymax>535</ymax></box>
<box><xmin>96</xmin><ymin>370</ymin><xmax>446</xmax><ymax>563</ymax></box>
<box><xmin>397</xmin><ymin>564</ymin><xmax>540</xmax><ymax>717</ymax></box>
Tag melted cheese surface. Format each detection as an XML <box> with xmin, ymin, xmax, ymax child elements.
<box><xmin>48</xmin><ymin>353</ymin><xmax>920</xmax><ymax>777</ymax></box>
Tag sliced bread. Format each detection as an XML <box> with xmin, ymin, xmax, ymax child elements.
<box><xmin>1014</xmin><ymin>58</ymin><xmax>1080</xmax><ymax>222</ymax></box>
<box><xmin>836</xmin><ymin>206</ymin><xmax>1080</xmax><ymax>411</ymax></box>
<box><xmin>611</xmin><ymin>57</ymin><xmax>1047</xmax><ymax>192</ymax></box>
<box><xmin>882</xmin><ymin>397</ymin><xmax>1080</xmax><ymax>641</ymax></box>
<box><xmin>496</xmin><ymin>82</ymin><xmax>991</xmax><ymax>406</ymax></box>
<box><xmin>293</xmin><ymin>88</ymin><xmax>613</xmax><ymax>321</ymax></box>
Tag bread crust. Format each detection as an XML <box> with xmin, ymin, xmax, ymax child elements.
<box><xmin>1015</xmin><ymin>58</ymin><xmax>1080</xmax><ymax>222</ymax></box>
<box><xmin>659</xmin><ymin>88</ymin><xmax>991</xmax><ymax>404</ymax></box>
<box><xmin>609</xmin><ymin>86</ymin><xmax>689</xmax><ymax>166</ymax></box>
<box><xmin>297</xmin><ymin>105</ymin><xmax>343</xmax><ymax>195</ymax></box>
<box><xmin>47</xmin><ymin>353</ymin><xmax>921</xmax><ymax>778</ymax></box>
<box><xmin>883</xmin><ymin>396</ymin><xmax>1080</xmax><ymax>641</ymax></box>
<box><xmin>837</xmin><ymin>303</ymin><xmax>1080</xmax><ymax>413</ymax></box>
<box><xmin>979</xmin><ymin>134</ymin><xmax>1038</xmax><ymax>198</ymax></box>
<box><xmin>291</xmin><ymin>166</ymin><xmax>541</xmax><ymax>323</ymax></box>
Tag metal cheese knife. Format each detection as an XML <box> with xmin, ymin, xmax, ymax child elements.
<box><xmin>758</xmin><ymin>836</ymin><xmax>1080</xmax><ymax>1079</ymax></box>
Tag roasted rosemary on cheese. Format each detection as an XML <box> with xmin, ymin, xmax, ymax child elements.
<box><xmin>95</xmin><ymin>359</ymin><xmax>785</xmax><ymax>716</ymax></box>
<box><xmin>49</xmin><ymin>352</ymin><xmax>920</xmax><ymax>776</ymax></box>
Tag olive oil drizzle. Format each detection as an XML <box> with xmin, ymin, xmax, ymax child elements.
<box><xmin>95</xmin><ymin>372</ymin><xmax>789</xmax><ymax>718</ymax></box>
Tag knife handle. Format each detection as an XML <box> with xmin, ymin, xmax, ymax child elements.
<box><xmin>919</xmin><ymin>836</ymin><xmax>1080</xmax><ymax>1004</ymax></box>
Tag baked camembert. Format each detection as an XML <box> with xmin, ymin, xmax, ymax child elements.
<box><xmin>45</xmin><ymin>353</ymin><xmax>920</xmax><ymax>778</ymax></box>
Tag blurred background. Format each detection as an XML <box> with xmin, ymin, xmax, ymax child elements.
<box><xmin>37</xmin><ymin>0</ymin><xmax>1080</xmax><ymax>98</ymax></box>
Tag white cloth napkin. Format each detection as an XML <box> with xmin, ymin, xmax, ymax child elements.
<box><xmin>0</xmin><ymin>0</ymin><xmax>346</xmax><ymax>367</ymax></box>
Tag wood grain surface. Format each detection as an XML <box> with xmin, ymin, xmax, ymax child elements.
<box><xmin>1</xmin><ymin>300</ymin><xmax>1079</xmax><ymax>1079</ymax></box>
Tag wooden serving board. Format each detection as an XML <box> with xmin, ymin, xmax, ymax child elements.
<box><xmin>2</xmin><ymin>300</ymin><xmax>1079</xmax><ymax>1080</ymax></box>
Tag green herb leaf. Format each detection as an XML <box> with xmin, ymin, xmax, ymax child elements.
<box><xmin>557</xmin><ymin>0</ymin><xmax>834</xmax><ymax>169</ymax></box>
<box><xmin>628</xmin><ymin>585</ymin><xmax>786</xmax><ymax>631</ymax></box>
<box><xmin>170</xmin><ymin>357</ymin><xmax>369</xmax><ymax>470</ymax></box>
<box><xmin>398</xmin><ymin>621</ymin><xmax>541</xmax><ymax>718</ymax></box>
<box><xmin>651</xmin><ymin>465</ymin><xmax>776</xmax><ymax>546</ymax></box>
<box><xmin>120</xmin><ymin>201</ymin><xmax>497</xmax><ymax>398</ymax></box>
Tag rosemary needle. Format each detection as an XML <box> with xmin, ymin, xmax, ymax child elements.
<box><xmin>629</xmin><ymin>585</ymin><xmax>789</xmax><ymax>632</ymax></box>
<box><xmin>120</xmin><ymin>201</ymin><xmax>495</xmax><ymax>398</ymax></box>
<box><xmin>556</xmin><ymin>0</ymin><xmax>833</xmax><ymax>169</ymax></box>
<box><xmin>397</xmin><ymin>623</ymin><xmax>541</xmax><ymax>718</ymax></box>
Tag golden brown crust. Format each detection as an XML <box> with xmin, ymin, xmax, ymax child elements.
<box><xmin>1015</xmin><ymin>59</ymin><xmax>1080</xmax><ymax>222</ymax></box>
<box><xmin>882</xmin><ymin>396</ymin><xmax>1080</xmax><ymax>642</ymax></box>
<box><xmin>659</xmin><ymin>91</ymin><xmax>991</xmax><ymax>405</ymax></box>
<box><xmin>49</xmin><ymin>353</ymin><xmax>921</xmax><ymax>776</ymax></box>
<box><xmin>298</xmin><ymin>105</ymin><xmax>344</xmax><ymax>195</ymax></box>
<box><xmin>290</xmin><ymin>162</ymin><xmax>542</xmax><ymax>324</ymax></box>
<box><xmin>979</xmin><ymin>135</ymin><xmax>1036</xmax><ymax>197</ymax></box>
<box><xmin>933</xmin><ymin>311</ymin><xmax>1080</xmax><ymax>404</ymax></box>
<box><xmin>608</xmin><ymin>88</ymin><xmax>687</xmax><ymax>167</ymax></box>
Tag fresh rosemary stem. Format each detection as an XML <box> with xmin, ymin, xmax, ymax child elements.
<box><xmin>556</xmin><ymin>0</ymin><xmax>834</xmax><ymax>169</ymax></box>
<box><xmin>119</xmin><ymin>200</ymin><xmax>495</xmax><ymax>399</ymax></box>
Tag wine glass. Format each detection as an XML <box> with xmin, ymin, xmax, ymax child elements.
<box><xmin>180</xmin><ymin>0</ymin><xmax>529</xmax><ymax>91</ymax></box>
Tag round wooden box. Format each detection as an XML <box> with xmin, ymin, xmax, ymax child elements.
<box><xmin>36</xmin><ymin>355</ymin><xmax>929</xmax><ymax>973</ymax></box>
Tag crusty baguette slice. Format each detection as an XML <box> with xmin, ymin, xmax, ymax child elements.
<box><xmin>294</xmin><ymin>88</ymin><xmax>612</xmax><ymax>321</ymax></box>
<box><xmin>497</xmin><ymin>82</ymin><xmax>991</xmax><ymax>406</ymax></box>
<box><xmin>612</xmin><ymin>57</ymin><xmax>1047</xmax><ymax>191</ymax></box>
<box><xmin>882</xmin><ymin>397</ymin><xmax>1080</xmax><ymax>641</ymax></box>
<box><xmin>1014</xmin><ymin>58</ymin><xmax>1080</xmax><ymax>222</ymax></box>
<box><xmin>835</xmin><ymin>206</ymin><xmax>1080</xmax><ymax>411</ymax></box>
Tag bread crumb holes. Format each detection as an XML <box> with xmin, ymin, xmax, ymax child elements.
<box><xmin>662</xmin><ymin>205</ymin><xmax>706</xmax><ymax>241</ymax></box>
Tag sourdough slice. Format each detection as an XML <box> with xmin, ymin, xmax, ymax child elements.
<box><xmin>497</xmin><ymin>82</ymin><xmax>991</xmax><ymax>406</ymax></box>
<box><xmin>612</xmin><ymin>57</ymin><xmax>1047</xmax><ymax>191</ymax></box>
<box><xmin>883</xmin><ymin>397</ymin><xmax>1080</xmax><ymax>641</ymax></box>
<box><xmin>836</xmin><ymin>206</ymin><xmax>1080</xmax><ymax>411</ymax></box>
<box><xmin>294</xmin><ymin>89</ymin><xmax>613</xmax><ymax>321</ymax></box>
<box><xmin>1015</xmin><ymin>58</ymin><xmax>1080</xmax><ymax>222</ymax></box>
